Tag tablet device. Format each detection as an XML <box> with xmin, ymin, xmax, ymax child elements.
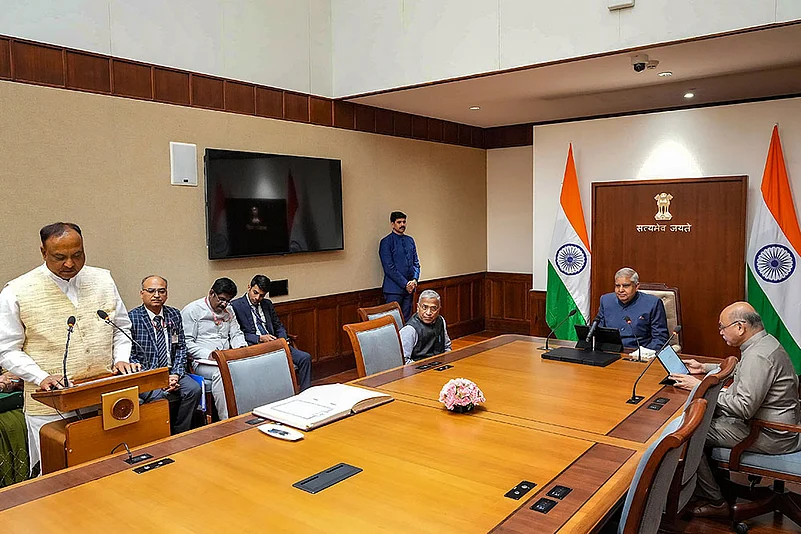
<box><xmin>656</xmin><ymin>344</ymin><xmax>689</xmax><ymax>375</ymax></box>
<box><xmin>574</xmin><ymin>325</ymin><xmax>624</xmax><ymax>353</ymax></box>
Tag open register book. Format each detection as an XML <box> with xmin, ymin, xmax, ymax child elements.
<box><xmin>253</xmin><ymin>383</ymin><xmax>393</xmax><ymax>431</ymax></box>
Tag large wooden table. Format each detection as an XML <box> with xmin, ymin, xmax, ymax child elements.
<box><xmin>0</xmin><ymin>335</ymin><xmax>689</xmax><ymax>533</ymax></box>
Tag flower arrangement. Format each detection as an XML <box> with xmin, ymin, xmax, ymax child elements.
<box><xmin>438</xmin><ymin>378</ymin><xmax>485</xmax><ymax>413</ymax></box>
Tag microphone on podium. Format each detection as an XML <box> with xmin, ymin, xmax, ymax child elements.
<box><xmin>540</xmin><ymin>308</ymin><xmax>578</xmax><ymax>351</ymax></box>
<box><xmin>626</xmin><ymin>325</ymin><xmax>682</xmax><ymax>405</ymax></box>
<box><xmin>62</xmin><ymin>316</ymin><xmax>76</xmax><ymax>388</ymax></box>
<box><xmin>97</xmin><ymin>309</ymin><xmax>146</xmax><ymax>354</ymax></box>
<box><xmin>623</xmin><ymin>316</ymin><xmax>644</xmax><ymax>362</ymax></box>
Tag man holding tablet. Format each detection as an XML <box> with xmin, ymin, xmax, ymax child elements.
<box><xmin>669</xmin><ymin>302</ymin><xmax>801</xmax><ymax>519</ymax></box>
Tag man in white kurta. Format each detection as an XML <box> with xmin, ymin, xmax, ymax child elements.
<box><xmin>0</xmin><ymin>223</ymin><xmax>138</xmax><ymax>475</ymax></box>
<box><xmin>181</xmin><ymin>277</ymin><xmax>247</xmax><ymax>420</ymax></box>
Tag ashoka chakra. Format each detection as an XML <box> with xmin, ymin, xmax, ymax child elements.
<box><xmin>754</xmin><ymin>243</ymin><xmax>796</xmax><ymax>283</ymax></box>
<box><xmin>555</xmin><ymin>244</ymin><xmax>587</xmax><ymax>276</ymax></box>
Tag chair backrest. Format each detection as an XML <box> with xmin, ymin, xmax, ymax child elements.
<box><xmin>358</xmin><ymin>302</ymin><xmax>404</xmax><ymax>332</ymax></box>
<box><xmin>343</xmin><ymin>315</ymin><xmax>404</xmax><ymax>378</ymax></box>
<box><xmin>619</xmin><ymin>399</ymin><xmax>707</xmax><ymax>534</ymax></box>
<box><xmin>638</xmin><ymin>283</ymin><xmax>682</xmax><ymax>348</ymax></box>
<box><xmin>212</xmin><ymin>338</ymin><xmax>298</xmax><ymax>417</ymax></box>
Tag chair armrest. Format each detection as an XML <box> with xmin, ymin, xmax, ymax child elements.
<box><xmin>287</xmin><ymin>333</ymin><xmax>298</xmax><ymax>347</ymax></box>
<box><xmin>729</xmin><ymin>419</ymin><xmax>801</xmax><ymax>470</ymax></box>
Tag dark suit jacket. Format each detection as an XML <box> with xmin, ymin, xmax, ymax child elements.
<box><xmin>231</xmin><ymin>295</ymin><xmax>287</xmax><ymax>346</ymax></box>
<box><xmin>128</xmin><ymin>304</ymin><xmax>188</xmax><ymax>376</ymax></box>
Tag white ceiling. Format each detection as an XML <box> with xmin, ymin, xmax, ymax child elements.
<box><xmin>348</xmin><ymin>24</ymin><xmax>801</xmax><ymax>128</ymax></box>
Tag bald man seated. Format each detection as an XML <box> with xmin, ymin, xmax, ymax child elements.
<box><xmin>669</xmin><ymin>302</ymin><xmax>801</xmax><ymax>519</ymax></box>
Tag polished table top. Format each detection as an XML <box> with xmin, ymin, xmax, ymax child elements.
<box><xmin>0</xmin><ymin>335</ymin><xmax>690</xmax><ymax>533</ymax></box>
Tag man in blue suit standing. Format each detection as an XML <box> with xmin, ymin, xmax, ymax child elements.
<box><xmin>230</xmin><ymin>275</ymin><xmax>312</xmax><ymax>391</ymax></box>
<box><xmin>379</xmin><ymin>211</ymin><xmax>421</xmax><ymax>322</ymax></box>
<box><xmin>129</xmin><ymin>275</ymin><xmax>201</xmax><ymax>434</ymax></box>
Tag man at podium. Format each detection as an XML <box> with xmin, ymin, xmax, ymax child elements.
<box><xmin>0</xmin><ymin>222</ymin><xmax>139</xmax><ymax>475</ymax></box>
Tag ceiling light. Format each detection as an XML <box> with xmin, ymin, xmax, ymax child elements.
<box><xmin>658</xmin><ymin>71</ymin><xmax>672</xmax><ymax>77</ymax></box>
<box><xmin>683</xmin><ymin>91</ymin><xmax>695</xmax><ymax>99</ymax></box>
<box><xmin>469</xmin><ymin>106</ymin><xmax>480</xmax><ymax>110</ymax></box>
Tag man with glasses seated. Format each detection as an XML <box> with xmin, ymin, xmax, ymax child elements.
<box><xmin>669</xmin><ymin>302</ymin><xmax>801</xmax><ymax>519</ymax></box>
<box><xmin>230</xmin><ymin>275</ymin><xmax>312</xmax><ymax>391</ymax></box>
<box><xmin>129</xmin><ymin>275</ymin><xmax>200</xmax><ymax>433</ymax></box>
<box><xmin>181</xmin><ymin>278</ymin><xmax>246</xmax><ymax>420</ymax></box>
<box><xmin>399</xmin><ymin>290</ymin><xmax>452</xmax><ymax>364</ymax></box>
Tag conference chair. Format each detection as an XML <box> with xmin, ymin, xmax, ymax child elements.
<box><xmin>211</xmin><ymin>338</ymin><xmax>298</xmax><ymax>418</ymax></box>
<box><xmin>617</xmin><ymin>398</ymin><xmax>707</xmax><ymax>534</ymax></box>
<box><xmin>343</xmin><ymin>315</ymin><xmax>404</xmax><ymax>378</ymax></box>
<box><xmin>709</xmin><ymin>378</ymin><xmax>801</xmax><ymax>532</ymax></box>
<box><xmin>639</xmin><ymin>283</ymin><xmax>683</xmax><ymax>351</ymax></box>
<box><xmin>662</xmin><ymin>356</ymin><xmax>738</xmax><ymax>529</ymax></box>
<box><xmin>358</xmin><ymin>301</ymin><xmax>404</xmax><ymax>331</ymax></box>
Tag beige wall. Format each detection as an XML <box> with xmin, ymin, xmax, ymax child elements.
<box><xmin>0</xmin><ymin>81</ymin><xmax>487</xmax><ymax>310</ymax></box>
<box><xmin>486</xmin><ymin>147</ymin><xmax>533</xmax><ymax>274</ymax></box>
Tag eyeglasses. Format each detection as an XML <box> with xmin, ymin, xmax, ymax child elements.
<box><xmin>213</xmin><ymin>293</ymin><xmax>231</xmax><ymax>306</ymax></box>
<box><xmin>143</xmin><ymin>288</ymin><xmax>167</xmax><ymax>295</ymax></box>
<box><xmin>718</xmin><ymin>320</ymin><xmax>744</xmax><ymax>332</ymax></box>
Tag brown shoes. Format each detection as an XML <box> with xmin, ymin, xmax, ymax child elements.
<box><xmin>690</xmin><ymin>500</ymin><xmax>731</xmax><ymax>519</ymax></box>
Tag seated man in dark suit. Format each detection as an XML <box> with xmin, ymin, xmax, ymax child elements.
<box><xmin>129</xmin><ymin>275</ymin><xmax>201</xmax><ymax>434</ymax></box>
<box><xmin>597</xmin><ymin>267</ymin><xmax>668</xmax><ymax>351</ymax></box>
<box><xmin>230</xmin><ymin>275</ymin><xmax>312</xmax><ymax>391</ymax></box>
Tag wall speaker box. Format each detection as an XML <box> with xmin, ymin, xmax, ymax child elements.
<box><xmin>170</xmin><ymin>142</ymin><xmax>198</xmax><ymax>186</ymax></box>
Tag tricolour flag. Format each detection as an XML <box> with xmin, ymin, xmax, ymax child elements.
<box><xmin>747</xmin><ymin>125</ymin><xmax>801</xmax><ymax>373</ymax></box>
<box><xmin>546</xmin><ymin>144</ymin><xmax>591</xmax><ymax>339</ymax></box>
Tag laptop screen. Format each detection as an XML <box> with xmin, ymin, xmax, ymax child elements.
<box><xmin>656</xmin><ymin>344</ymin><xmax>689</xmax><ymax>375</ymax></box>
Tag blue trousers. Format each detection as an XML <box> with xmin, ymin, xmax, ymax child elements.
<box><xmin>384</xmin><ymin>292</ymin><xmax>413</xmax><ymax>322</ymax></box>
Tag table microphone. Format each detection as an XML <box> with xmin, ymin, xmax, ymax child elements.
<box><xmin>62</xmin><ymin>316</ymin><xmax>76</xmax><ymax>388</ymax></box>
<box><xmin>97</xmin><ymin>309</ymin><xmax>146</xmax><ymax>354</ymax></box>
<box><xmin>626</xmin><ymin>325</ymin><xmax>682</xmax><ymax>405</ymax></box>
<box><xmin>623</xmin><ymin>316</ymin><xmax>643</xmax><ymax>362</ymax></box>
<box><xmin>541</xmin><ymin>308</ymin><xmax>577</xmax><ymax>351</ymax></box>
<box><xmin>585</xmin><ymin>314</ymin><xmax>601</xmax><ymax>343</ymax></box>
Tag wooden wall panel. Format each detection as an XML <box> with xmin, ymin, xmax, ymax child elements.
<box><xmin>394</xmin><ymin>113</ymin><xmax>412</xmax><ymax>137</ymax></box>
<box><xmin>154</xmin><ymin>68</ymin><xmax>189</xmax><ymax>105</ymax></box>
<box><xmin>529</xmin><ymin>290</ymin><xmax>549</xmax><ymax>336</ymax></box>
<box><xmin>374</xmin><ymin>108</ymin><xmax>394</xmax><ymax>135</ymax></box>
<box><xmin>484</xmin><ymin>124</ymin><xmax>533</xmax><ymax>149</ymax></box>
<box><xmin>316</xmin><ymin>306</ymin><xmax>340</xmax><ymax>361</ymax></box>
<box><xmin>0</xmin><ymin>38</ymin><xmax>10</xmax><ymax>79</ymax></box>
<box><xmin>591</xmin><ymin>177</ymin><xmax>747</xmax><ymax>357</ymax></box>
<box><xmin>66</xmin><ymin>51</ymin><xmax>110</xmax><ymax>93</ymax></box>
<box><xmin>224</xmin><ymin>81</ymin><xmax>255</xmax><ymax>114</ymax></box>
<box><xmin>12</xmin><ymin>41</ymin><xmax>64</xmax><ymax>86</ymax></box>
<box><xmin>255</xmin><ymin>87</ymin><xmax>283</xmax><ymax>118</ymax></box>
<box><xmin>471</xmin><ymin>127</ymin><xmax>484</xmax><ymax>149</ymax></box>
<box><xmin>443</xmin><ymin>122</ymin><xmax>459</xmax><ymax>144</ymax></box>
<box><xmin>333</xmin><ymin>101</ymin><xmax>354</xmax><ymax>129</ymax></box>
<box><xmin>112</xmin><ymin>60</ymin><xmax>152</xmax><ymax>99</ymax></box>
<box><xmin>485</xmin><ymin>272</ymin><xmax>532</xmax><ymax>334</ymax></box>
<box><xmin>412</xmin><ymin>116</ymin><xmax>428</xmax><ymax>139</ymax></box>
<box><xmin>458</xmin><ymin>124</ymin><xmax>472</xmax><ymax>146</ymax></box>
<box><xmin>192</xmin><ymin>75</ymin><xmax>224</xmax><ymax>110</ymax></box>
<box><xmin>284</xmin><ymin>92</ymin><xmax>309</xmax><ymax>122</ymax></box>
<box><xmin>310</xmin><ymin>97</ymin><xmax>333</xmax><ymax>126</ymax></box>
<box><xmin>354</xmin><ymin>105</ymin><xmax>375</xmax><ymax>132</ymax></box>
<box><xmin>428</xmin><ymin>118</ymin><xmax>444</xmax><ymax>142</ymax></box>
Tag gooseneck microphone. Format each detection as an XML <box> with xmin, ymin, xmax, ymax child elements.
<box><xmin>97</xmin><ymin>309</ymin><xmax>146</xmax><ymax>355</ymax></box>
<box><xmin>62</xmin><ymin>316</ymin><xmax>76</xmax><ymax>388</ymax></box>
<box><xmin>541</xmin><ymin>309</ymin><xmax>578</xmax><ymax>351</ymax></box>
<box><xmin>585</xmin><ymin>314</ymin><xmax>601</xmax><ymax>343</ymax></box>
<box><xmin>623</xmin><ymin>316</ymin><xmax>644</xmax><ymax>362</ymax></box>
<box><xmin>626</xmin><ymin>325</ymin><xmax>682</xmax><ymax>405</ymax></box>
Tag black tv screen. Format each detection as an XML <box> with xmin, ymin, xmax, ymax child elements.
<box><xmin>204</xmin><ymin>149</ymin><xmax>343</xmax><ymax>259</ymax></box>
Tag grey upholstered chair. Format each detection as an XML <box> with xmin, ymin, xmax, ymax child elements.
<box><xmin>343</xmin><ymin>315</ymin><xmax>404</xmax><ymax>378</ymax></box>
<box><xmin>618</xmin><ymin>398</ymin><xmax>706</xmax><ymax>534</ymax></box>
<box><xmin>639</xmin><ymin>283</ymin><xmax>682</xmax><ymax>351</ymax></box>
<box><xmin>212</xmin><ymin>338</ymin><xmax>298</xmax><ymax>417</ymax></box>
<box><xmin>662</xmin><ymin>356</ymin><xmax>737</xmax><ymax>527</ymax></box>
<box><xmin>358</xmin><ymin>302</ymin><xmax>404</xmax><ymax>332</ymax></box>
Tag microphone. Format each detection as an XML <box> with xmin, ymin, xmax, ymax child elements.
<box><xmin>97</xmin><ymin>309</ymin><xmax>146</xmax><ymax>355</ymax></box>
<box><xmin>623</xmin><ymin>316</ymin><xmax>643</xmax><ymax>362</ymax></box>
<box><xmin>626</xmin><ymin>325</ymin><xmax>682</xmax><ymax>404</ymax></box>
<box><xmin>62</xmin><ymin>316</ymin><xmax>76</xmax><ymax>388</ymax></box>
<box><xmin>540</xmin><ymin>309</ymin><xmax>578</xmax><ymax>351</ymax></box>
<box><xmin>585</xmin><ymin>315</ymin><xmax>601</xmax><ymax>343</ymax></box>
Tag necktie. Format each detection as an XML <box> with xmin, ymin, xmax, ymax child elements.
<box><xmin>253</xmin><ymin>306</ymin><xmax>268</xmax><ymax>335</ymax></box>
<box><xmin>153</xmin><ymin>316</ymin><xmax>170</xmax><ymax>368</ymax></box>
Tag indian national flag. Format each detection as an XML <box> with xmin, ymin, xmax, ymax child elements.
<box><xmin>747</xmin><ymin>126</ymin><xmax>801</xmax><ymax>372</ymax></box>
<box><xmin>546</xmin><ymin>144</ymin><xmax>591</xmax><ymax>339</ymax></box>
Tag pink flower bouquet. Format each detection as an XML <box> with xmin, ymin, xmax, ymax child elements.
<box><xmin>438</xmin><ymin>378</ymin><xmax>485</xmax><ymax>413</ymax></box>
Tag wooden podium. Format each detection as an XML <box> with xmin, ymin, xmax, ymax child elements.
<box><xmin>32</xmin><ymin>369</ymin><xmax>171</xmax><ymax>474</ymax></box>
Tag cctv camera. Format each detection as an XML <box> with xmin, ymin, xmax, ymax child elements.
<box><xmin>631</xmin><ymin>54</ymin><xmax>649</xmax><ymax>73</ymax></box>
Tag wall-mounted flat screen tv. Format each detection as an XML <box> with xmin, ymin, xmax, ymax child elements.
<box><xmin>205</xmin><ymin>149</ymin><xmax>343</xmax><ymax>259</ymax></box>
